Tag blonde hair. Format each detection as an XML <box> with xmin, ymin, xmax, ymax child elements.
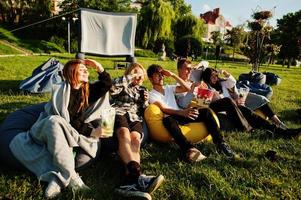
<box><xmin>124</xmin><ymin>62</ymin><xmax>147</xmax><ymax>79</ymax></box>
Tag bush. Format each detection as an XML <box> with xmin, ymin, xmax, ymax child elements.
<box><xmin>134</xmin><ymin>49</ymin><xmax>157</xmax><ymax>57</ymax></box>
<box><xmin>175</xmin><ymin>35</ymin><xmax>203</xmax><ymax>58</ymax></box>
<box><xmin>153</xmin><ymin>37</ymin><xmax>175</xmax><ymax>58</ymax></box>
<box><xmin>50</xmin><ymin>36</ymin><xmax>65</xmax><ymax>50</ymax></box>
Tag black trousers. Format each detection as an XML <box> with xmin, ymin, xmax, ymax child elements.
<box><xmin>209</xmin><ymin>98</ymin><xmax>252</xmax><ymax>131</ymax></box>
<box><xmin>257</xmin><ymin>104</ymin><xmax>275</xmax><ymax>119</ymax></box>
<box><xmin>162</xmin><ymin>108</ymin><xmax>224</xmax><ymax>152</ymax></box>
<box><xmin>238</xmin><ymin>105</ymin><xmax>275</xmax><ymax>130</ymax></box>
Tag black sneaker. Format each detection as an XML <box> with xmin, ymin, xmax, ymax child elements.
<box><xmin>137</xmin><ymin>174</ymin><xmax>164</xmax><ymax>194</ymax></box>
<box><xmin>115</xmin><ymin>183</ymin><xmax>152</xmax><ymax>200</ymax></box>
<box><xmin>217</xmin><ymin>142</ymin><xmax>238</xmax><ymax>159</ymax></box>
<box><xmin>276</xmin><ymin>128</ymin><xmax>301</xmax><ymax>138</ymax></box>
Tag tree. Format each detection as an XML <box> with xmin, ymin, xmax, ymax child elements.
<box><xmin>136</xmin><ymin>0</ymin><xmax>175</xmax><ymax>48</ymax></box>
<box><xmin>273</xmin><ymin>10</ymin><xmax>301</xmax><ymax>68</ymax></box>
<box><xmin>210</xmin><ymin>31</ymin><xmax>222</xmax><ymax>45</ymax></box>
<box><xmin>0</xmin><ymin>0</ymin><xmax>53</xmax><ymax>25</ymax></box>
<box><xmin>167</xmin><ymin>0</ymin><xmax>191</xmax><ymax>18</ymax></box>
<box><xmin>174</xmin><ymin>14</ymin><xmax>206</xmax><ymax>42</ymax></box>
<box><xmin>243</xmin><ymin>10</ymin><xmax>273</xmax><ymax>71</ymax></box>
<box><xmin>174</xmin><ymin>35</ymin><xmax>202</xmax><ymax>58</ymax></box>
<box><xmin>225</xmin><ymin>26</ymin><xmax>246</xmax><ymax>60</ymax></box>
<box><xmin>59</xmin><ymin>0</ymin><xmax>133</xmax><ymax>13</ymax></box>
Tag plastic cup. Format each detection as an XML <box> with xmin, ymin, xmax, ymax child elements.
<box><xmin>100</xmin><ymin>118</ymin><xmax>114</xmax><ymax>138</ymax></box>
<box><xmin>237</xmin><ymin>88</ymin><xmax>249</xmax><ymax>106</ymax></box>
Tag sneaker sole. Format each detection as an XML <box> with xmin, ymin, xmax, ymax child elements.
<box><xmin>147</xmin><ymin>175</ymin><xmax>165</xmax><ymax>194</ymax></box>
<box><xmin>115</xmin><ymin>188</ymin><xmax>152</xmax><ymax>200</ymax></box>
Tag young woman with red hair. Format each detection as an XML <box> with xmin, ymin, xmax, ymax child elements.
<box><xmin>8</xmin><ymin>58</ymin><xmax>112</xmax><ymax>198</ymax></box>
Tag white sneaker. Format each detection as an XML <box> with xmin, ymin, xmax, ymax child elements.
<box><xmin>69</xmin><ymin>173</ymin><xmax>90</xmax><ymax>191</ymax></box>
<box><xmin>278</xmin><ymin>121</ymin><xmax>288</xmax><ymax>130</ymax></box>
<box><xmin>45</xmin><ymin>180</ymin><xmax>61</xmax><ymax>199</ymax></box>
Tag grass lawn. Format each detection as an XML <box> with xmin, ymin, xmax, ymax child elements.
<box><xmin>0</xmin><ymin>54</ymin><xmax>300</xmax><ymax>200</ymax></box>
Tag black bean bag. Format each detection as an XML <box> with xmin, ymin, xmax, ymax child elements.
<box><xmin>0</xmin><ymin>102</ymin><xmax>104</xmax><ymax>171</ymax></box>
<box><xmin>0</xmin><ymin>103</ymin><xmax>46</xmax><ymax>170</ymax></box>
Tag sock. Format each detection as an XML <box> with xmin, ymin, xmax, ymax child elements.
<box><xmin>125</xmin><ymin>161</ymin><xmax>141</xmax><ymax>183</ymax></box>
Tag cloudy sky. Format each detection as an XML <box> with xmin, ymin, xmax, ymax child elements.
<box><xmin>185</xmin><ymin>0</ymin><xmax>301</xmax><ymax>27</ymax></box>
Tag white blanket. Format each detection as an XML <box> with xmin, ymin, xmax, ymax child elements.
<box><xmin>10</xmin><ymin>82</ymin><xmax>110</xmax><ymax>186</ymax></box>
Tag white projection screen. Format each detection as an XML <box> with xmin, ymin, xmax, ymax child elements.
<box><xmin>79</xmin><ymin>8</ymin><xmax>137</xmax><ymax>56</ymax></box>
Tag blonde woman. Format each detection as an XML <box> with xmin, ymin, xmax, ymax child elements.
<box><xmin>110</xmin><ymin>63</ymin><xmax>164</xmax><ymax>200</ymax></box>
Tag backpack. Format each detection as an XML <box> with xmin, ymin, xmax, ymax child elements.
<box><xmin>263</xmin><ymin>72</ymin><xmax>281</xmax><ymax>86</ymax></box>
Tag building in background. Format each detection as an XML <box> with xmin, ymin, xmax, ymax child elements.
<box><xmin>200</xmin><ymin>8</ymin><xmax>232</xmax><ymax>42</ymax></box>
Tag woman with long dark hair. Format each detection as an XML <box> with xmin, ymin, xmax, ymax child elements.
<box><xmin>202</xmin><ymin>67</ymin><xmax>301</xmax><ymax>138</ymax></box>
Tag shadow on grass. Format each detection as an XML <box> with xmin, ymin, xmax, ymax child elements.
<box><xmin>0</xmin><ymin>101</ymin><xmax>37</xmax><ymax>123</ymax></box>
<box><xmin>0</xmin><ymin>80</ymin><xmax>21</xmax><ymax>94</ymax></box>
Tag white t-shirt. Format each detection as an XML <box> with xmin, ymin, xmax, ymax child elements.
<box><xmin>149</xmin><ymin>85</ymin><xmax>180</xmax><ymax>111</ymax></box>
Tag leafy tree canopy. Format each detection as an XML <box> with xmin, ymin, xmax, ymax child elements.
<box><xmin>136</xmin><ymin>0</ymin><xmax>175</xmax><ymax>48</ymax></box>
<box><xmin>174</xmin><ymin>14</ymin><xmax>206</xmax><ymax>42</ymax></box>
<box><xmin>273</xmin><ymin>9</ymin><xmax>301</xmax><ymax>66</ymax></box>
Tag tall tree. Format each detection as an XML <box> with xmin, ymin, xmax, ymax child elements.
<box><xmin>136</xmin><ymin>0</ymin><xmax>175</xmax><ymax>48</ymax></box>
<box><xmin>243</xmin><ymin>10</ymin><xmax>273</xmax><ymax>71</ymax></box>
<box><xmin>225</xmin><ymin>26</ymin><xmax>246</xmax><ymax>60</ymax></box>
<box><xmin>274</xmin><ymin>10</ymin><xmax>301</xmax><ymax>68</ymax></box>
<box><xmin>59</xmin><ymin>0</ymin><xmax>133</xmax><ymax>13</ymax></box>
<box><xmin>167</xmin><ymin>0</ymin><xmax>191</xmax><ymax>18</ymax></box>
<box><xmin>0</xmin><ymin>0</ymin><xmax>53</xmax><ymax>25</ymax></box>
<box><xmin>174</xmin><ymin>14</ymin><xmax>206</xmax><ymax>41</ymax></box>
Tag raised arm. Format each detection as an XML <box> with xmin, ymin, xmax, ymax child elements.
<box><xmin>87</xmin><ymin>59</ymin><xmax>112</xmax><ymax>102</ymax></box>
<box><xmin>161</xmin><ymin>69</ymin><xmax>190</xmax><ymax>93</ymax></box>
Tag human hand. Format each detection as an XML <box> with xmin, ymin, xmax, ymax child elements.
<box><xmin>160</xmin><ymin>69</ymin><xmax>174</xmax><ymax>77</ymax></box>
<box><xmin>218</xmin><ymin>69</ymin><xmax>230</xmax><ymax>77</ymax></box>
<box><xmin>212</xmin><ymin>91</ymin><xmax>221</xmax><ymax>101</ymax></box>
<box><xmin>190</xmin><ymin>82</ymin><xmax>201</xmax><ymax>93</ymax></box>
<box><xmin>84</xmin><ymin>59</ymin><xmax>104</xmax><ymax>73</ymax></box>
<box><xmin>143</xmin><ymin>90</ymin><xmax>149</xmax><ymax>102</ymax></box>
<box><xmin>181</xmin><ymin>107</ymin><xmax>199</xmax><ymax>120</ymax></box>
<box><xmin>90</xmin><ymin>126</ymin><xmax>104</xmax><ymax>139</ymax></box>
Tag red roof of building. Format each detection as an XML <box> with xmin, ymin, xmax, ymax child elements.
<box><xmin>200</xmin><ymin>8</ymin><xmax>220</xmax><ymax>24</ymax></box>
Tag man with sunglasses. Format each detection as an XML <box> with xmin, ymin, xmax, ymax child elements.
<box><xmin>147</xmin><ymin>64</ymin><xmax>238</xmax><ymax>162</ymax></box>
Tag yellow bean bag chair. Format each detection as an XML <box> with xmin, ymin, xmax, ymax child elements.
<box><xmin>144</xmin><ymin>104</ymin><xmax>219</xmax><ymax>143</ymax></box>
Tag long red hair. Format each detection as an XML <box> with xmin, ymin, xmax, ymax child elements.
<box><xmin>63</xmin><ymin>59</ymin><xmax>89</xmax><ymax>112</ymax></box>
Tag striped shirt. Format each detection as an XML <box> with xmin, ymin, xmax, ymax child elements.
<box><xmin>110</xmin><ymin>75</ymin><xmax>148</xmax><ymax>122</ymax></box>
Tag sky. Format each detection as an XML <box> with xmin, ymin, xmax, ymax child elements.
<box><xmin>185</xmin><ymin>0</ymin><xmax>301</xmax><ymax>27</ymax></box>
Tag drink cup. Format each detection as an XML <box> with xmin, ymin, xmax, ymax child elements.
<box><xmin>100</xmin><ymin>117</ymin><xmax>114</xmax><ymax>138</ymax></box>
<box><xmin>96</xmin><ymin>108</ymin><xmax>116</xmax><ymax>138</ymax></box>
<box><xmin>139</xmin><ymin>86</ymin><xmax>147</xmax><ymax>102</ymax></box>
<box><xmin>237</xmin><ymin>88</ymin><xmax>249</xmax><ymax>106</ymax></box>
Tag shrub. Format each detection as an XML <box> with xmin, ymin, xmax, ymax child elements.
<box><xmin>174</xmin><ymin>35</ymin><xmax>203</xmax><ymax>58</ymax></box>
<box><xmin>134</xmin><ymin>49</ymin><xmax>157</xmax><ymax>57</ymax></box>
<box><xmin>153</xmin><ymin>37</ymin><xmax>175</xmax><ymax>58</ymax></box>
<box><xmin>50</xmin><ymin>36</ymin><xmax>65</xmax><ymax>50</ymax></box>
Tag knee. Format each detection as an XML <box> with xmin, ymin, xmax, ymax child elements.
<box><xmin>131</xmin><ymin>132</ymin><xmax>141</xmax><ymax>142</ymax></box>
<box><xmin>225</xmin><ymin>97</ymin><xmax>236</xmax><ymax>105</ymax></box>
<box><xmin>117</xmin><ymin>127</ymin><xmax>131</xmax><ymax>141</ymax></box>
<box><xmin>47</xmin><ymin>115</ymin><xmax>66</xmax><ymax>125</ymax></box>
<box><xmin>163</xmin><ymin>116</ymin><xmax>174</xmax><ymax>126</ymax></box>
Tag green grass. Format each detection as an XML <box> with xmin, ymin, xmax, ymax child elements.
<box><xmin>0</xmin><ymin>42</ymin><xmax>22</xmax><ymax>55</ymax></box>
<box><xmin>0</xmin><ymin>27</ymin><xmax>65</xmax><ymax>54</ymax></box>
<box><xmin>0</xmin><ymin>55</ymin><xmax>301</xmax><ymax>200</ymax></box>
